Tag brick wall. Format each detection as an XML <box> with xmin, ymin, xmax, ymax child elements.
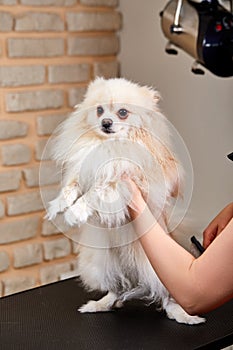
<box><xmin>0</xmin><ymin>0</ymin><xmax>121</xmax><ymax>296</ymax></box>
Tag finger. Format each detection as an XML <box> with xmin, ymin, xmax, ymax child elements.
<box><xmin>203</xmin><ymin>224</ymin><xmax>218</xmax><ymax>248</ymax></box>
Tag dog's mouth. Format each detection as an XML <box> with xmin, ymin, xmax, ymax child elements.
<box><xmin>101</xmin><ymin>128</ymin><xmax>116</xmax><ymax>134</ymax></box>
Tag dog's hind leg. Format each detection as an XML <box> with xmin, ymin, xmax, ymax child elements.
<box><xmin>78</xmin><ymin>292</ymin><xmax>118</xmax><ymax>313</ymax></box>
<box><xmin>163</xmin><ymin>297</ymin><xmax>206</xmax><ymax>325</ymax></box>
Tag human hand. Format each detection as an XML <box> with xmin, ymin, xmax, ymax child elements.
<box><xmin>122</xmin><ymin>177</ymin><xmax>147</xmax><ymax>220</ymax></box>
<box><xmin>203</xmin><ymin>202</ymin><xmax>233</xmax><ymax>248</ymax></box>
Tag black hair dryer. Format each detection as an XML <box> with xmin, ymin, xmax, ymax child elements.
<box><xmin>160</xmin><ymin>0</ymin><xmax>233</xmax><ymax>77</ymax></box>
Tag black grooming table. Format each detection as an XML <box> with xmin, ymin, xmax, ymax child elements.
<box><xmin>0</xmin><ymin>278</ymin><xmax>232</xmax><ymax>350</ymax></box>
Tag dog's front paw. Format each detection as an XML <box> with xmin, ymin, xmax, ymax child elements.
<box><xmin>165</xmin><ymin>301</ymin><xmax>205</xmax><ymax>325</ymax></box>
<box><xmin>78</xmin><ymin>300</ymin><xmax>112</xmax><ymax>313</ymax></box>
<box><xmin>45</xmin><ymin>197</ymin><xmax>67</xmax><ymax>221</ymax></box>
<box><xmin>64</xmin><ymin>197</ymin><xmax>92</xmax><ymax>226</ymax></box>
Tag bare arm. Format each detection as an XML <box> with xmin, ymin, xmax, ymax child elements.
<box><xmin>203</xmin><ymin>202</ymin><xmax>233</xmax><ymax>248</ymax></box>
<box><xmin>128</xmin><ymin>180</ymin><xmax>233</xmax><ymax>315</ymax></box>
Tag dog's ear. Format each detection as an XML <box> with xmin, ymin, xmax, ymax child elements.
<box><xmin>140</xmin><ymin>86</ymin><xmax>161</xmax><ymax>111</ymax></box>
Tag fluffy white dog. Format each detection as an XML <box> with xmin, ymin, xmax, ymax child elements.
<box><xmin>46</xmin><ymin>78</ymin><xmax>205</xmax><ymax>325</ymax></box>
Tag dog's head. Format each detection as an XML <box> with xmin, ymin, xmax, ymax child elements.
<box><xmin>79</xmin><ymin>77</ymin><xmax>161</xmax><ymax>138</ymax></box>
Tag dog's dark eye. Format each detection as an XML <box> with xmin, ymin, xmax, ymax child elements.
<box><xmin>118</xmin><ymin>109</ymin><xmax>128</xmax><ymax>119</ymax></box>
<box><xmin>97</xmin><ymin>106</ymin><xmax>104</xmax><ymax>117</ymax></box>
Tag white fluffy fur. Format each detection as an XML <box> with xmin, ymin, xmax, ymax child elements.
<box><xmin>46</xmin><ymin>78</ymin><xmax>205</xmax><ymax>325</ymax></box>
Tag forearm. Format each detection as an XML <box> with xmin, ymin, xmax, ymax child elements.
<box><xmin>133</xmin><ymin>205</ymin><xmax>233</xmax><ymax>315</ymax></box>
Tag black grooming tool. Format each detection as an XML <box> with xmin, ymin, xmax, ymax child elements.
<box><xmin>191</xmin><ymin>236</ymin><xmax>205</xmax><ymax>255</ymax></box>
<box><xmin>227</xmin><ymin>152</ymin><xmax>233</xmax><ymax>161</ymax></box>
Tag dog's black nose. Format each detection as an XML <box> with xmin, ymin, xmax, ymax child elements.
<box><xmin>101</xmin><ymin>118</ymin><xmax>113</xmax><ymax>129</ymax></box>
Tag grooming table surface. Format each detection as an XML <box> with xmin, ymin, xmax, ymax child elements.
<box><xmin>0</xmin><ymin>278</ymin><xmax>232</xmax><ymax>350</ymax></box>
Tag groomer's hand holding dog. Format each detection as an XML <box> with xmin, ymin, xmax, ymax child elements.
<box><xmin>203</xmin><ymin>202</ymin><xmax>233</xmax><ymax>248</ymax></box>
<box><xmin>126</xmin><ymin>178</ymin><xmax>233</xmax><ymax>316</ymax></box>
<box><xmin>124</xmin><ymin>176</ymin><xmax>146</xmax><ymax>219</ymax></box>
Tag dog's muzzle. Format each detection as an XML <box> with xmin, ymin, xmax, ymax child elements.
<box><xmin>101</xmin><ymin>118</ymin><xmax>115</xmax><ymax>134</ymax></box>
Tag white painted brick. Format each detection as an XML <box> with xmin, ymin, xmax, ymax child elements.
<box><xmin>80</xmin><ymin>0</ymin><xmax>118</xmax><ymax>7</ymax></box>
<box><xmin>0</xmin><ymin>251</ymin><xmax>10</xmax><ymax>272</ymax></box>
<box><xmin>40</xmin><ymin>186</ymin><xmax>60</xmax><ymax>206</ymax></box>
<box><xmin>13</xmin><ymin>243</ymin><xmax>43</xmax><ymax>268</ymax></box>
<box><xmin>0</xmin><ymin>66</ymin><xmax>45</xmax><ymax>87</ymax></box>
<box><xmin>15</xmin><ymin>12</ymin><xmax>64</xmax><ymax>32</ymax></box>
<box><xmin>0</xmin><ymin>12</ymin><xmax>13</xmax><ymax>32</ymax></box>
<box><xmin>7</xmin><ymin>191</ymin><xmax>44</xmax><ymax>215</ymax></box>
<box><xmin>68</xmin><ymin>35</ymin><xmax>119</xmax><ymax>56</ymax></box>
<box><xmin>0</xmin><ymin>200</ymin><xmax>5</xmax><ymax>218</ymax></box>
<box><xmin>42</xmin><ymin>216</ymin><xmax>70</xmax><ymax>236</ymax></box>
<box><xmin>20</xmin><ymin>0</ymin><xmax>77</xmax><ymax>5</ymax></box>
<box><xmin>6</xmin><ymin>90</ymin><xmax>64</xmax><ymax>112</ymax></box>
<box><xmin>23</xmin><ymin>162</ymin><xmax>60</xmax><ymax>187</ymax></box>
<box><xmin>0</xmin><ymin>170</ymin><xmax>21</xmax><ymax>192</ymax></box>
<box><xmin>35</xmin><ymin>138</ymin><xmax>51</xmax><ymax>161</ymax></box>
<box><xmin>0</xmin><ymin>216</ymin><xmax>39</xmax><ymax>244</ymax></box>
<box><xmin>42</xmin><ymin>220</ymin><xmax>61</xmax><ymax>236</ymax></box>
<box><xmin>36</xmin><ymin>113</ymin><xmax>67</xmax><ymax>136</ymax></box>
<box><xmin>8</xmin><ymin>38</ymin><xmax>64</xmax><ymax>58</ymax></box>
<box><xmin>66</xmin><ymin>11</ymin><xmax>121</xmax><ymax>32</ymax></box>
<box><xmin>0</xmin><ymin>0</ymin><xmax>16</xmax><ymax>4</ymax></box>
<box><xmin>1</xmin><ymin>144</ymin><xmax>31</xmax><ymax>166</ymax></box>
<box><xmin>0</xmin><ymin>120</ymin><xmax>28</xmax><ymax>140</ymax></box>
<box><xmin>68</xmin><ymin>86</ymin><xmax>86</xmax><ymax>108</ymax></box>
<box><xmin>3</xmin><ymin>276</ymin><xmax>36</xmax><ymax>296</ymax></box>
<box><xmin>43</xmin><ymin>237</ymin><xmax>71</xmax><ymax>261</ymax></box>
<box><xmin>40</xmin><ymin>262</ymin><xmax>71</xmax><ymax>285</ymax></box>
<box><xmin>48</xmin><ymin>64</ymin><xmax>90</xmax><ymax>84</ymax></box>
<box><xmin>0</xmin><ymin>0</ymin><xmax>17</xmax><ymax>6</ymax></box>
<box><xmin>94</xmin><ymin>60</ymin><xmax>119</xmax><ymax>78</ymax></box>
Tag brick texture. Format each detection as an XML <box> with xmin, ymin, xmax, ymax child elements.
<box><xmin>13</xmin><ymin>243</ymin><xmax>43</xmax><ymax>268</ymax></box>
<box><xmin>80</xmin><ymin>0</ymin><xmax>118</xmax><ymax>6</ymax></box>
<box><xmin>36</xmin><ymin>113</ymin><xmax>67</xmax><ymax>136</ymax></box>
<box><xmin>7</xmin><ymin>191</ymin><xmax>44</xmax><ymax>215</ymax></box>
<box><xmin>40</xmin><ymin>261</ymin><xmax>72</xmax><ymax>284</ymax></box>
<box><xmin>0</xmin><ymin>120</ymin><xmax>28</xmax><ymax>139</ymax></box>
<box><xmin>6</xmin><ymin>90</ymin><xmax>64</xmax><ymax>112</ymax></box>
<box><xmin>8</xmin><ymin>38</ymin><xmax>65</xmax><ymax>58</ymax></box>
<box><xmin>68</xmin><ymin>86</ymin><xmax>86</xmax><ymax>108</ymax></box>
<box><xmin>0</xmin><ymin>65</ymin><xmax>45</xmax><ymax>87</ymax></box>
<box><xmin>0</xmin><ymin>251</ymin><xmax>10</xmax><ymax>272</ymax></box>
<box><xmin>0</xmin><ymin>0</ymin><xmax>17</xmax><ymax>4</ymax></box>
<box><xmin>0</xmin><ymin>0</ymin><xmax>121</xmax><ymax>297</ymax></box>
<box><xmin>0</xmin><ymin>170</ymin><xmax>21</xmax><ymax>192</ymax></box>
<box><xmin>66</xmin><ymin>11</ymin><xmax>121</xmax><ymax>32</ymax></box>
<box><xmin>0</xmin><ymin>11</ymin><xmax>13</xmax><ymax>32</ymax></box>
<box><xmin>3</xmin><ymin>276</ymin><xmax>36</xmax><ymax>296</ymax></box>
<box><xmin>0</xmin><ymin>200</ymin><xmax>5</xmax><ymax>218</ymax></box>
<box><xmin>93</xmin><ymin>60</ymin><xmax>119</xmax><ymax>78</ymax></box>
<box><xmin>20</xmin><ymin>0</ymin><xmax>77</xmax><ymax>5</ymax></box>
<box><xmin>43</xmin><ymin>237</ymin><xmax>71</xmax><ymax>261</ymax></box>
<box><xmin>23</xmin><ymin>162</ymin><xmax>60</xmax><ymax>187</ymax></box>
<box><xmin>0</xmin><ymin>216</ymin><xmax>39</xmax><ymax>244</ymax></box>
<box><xmin>48</xmin><ymin>64</ymin><xmax>90</xmax><ymax>84</ymax></box>
<box><xmin>1</xmin><ymin>144</ymin><xmax>31</xmax><ymax>166</ymax></box>
<box><xmin>68</xmin><ymin>36</ymin><xmax>119</xmax><ymax>56</ymax></box>
<box><xmin>15</xmin><ymin>12</ymin><xmax>65</xmax><ymax>32</ymax></box>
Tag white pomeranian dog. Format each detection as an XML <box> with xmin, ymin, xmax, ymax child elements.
<box><xmin>46</xmin><ymin>77</ymin><xmax>205</xmax><ymax>325</ymax></box>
